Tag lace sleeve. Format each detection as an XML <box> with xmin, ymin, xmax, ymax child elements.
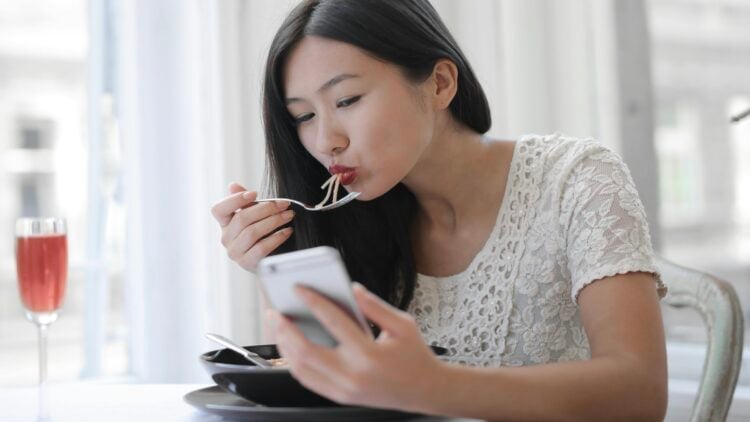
<box><xmin>560</xmin><ymin>146</ymin><xmax>667</xmax><ymax>304</ymax></box>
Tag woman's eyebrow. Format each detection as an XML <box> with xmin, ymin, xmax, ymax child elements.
<box><xmin>286</xmin><ymin>73</ymin><xmax>360</xmax><ymax>105</ymax></box>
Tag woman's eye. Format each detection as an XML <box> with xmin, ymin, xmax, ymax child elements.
<box><xmin>294</xmin><ymin>113</ymin><xmax>314</xmax><ymax>124</ymax></box>
<box><xmin>336</xmin><ymin>95</ymin><xmax>361</xmax><ymax>108</ymax></box>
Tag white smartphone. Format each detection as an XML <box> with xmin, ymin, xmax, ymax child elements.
<box><xmin>257</xmin><ymin>246</ymin><xmax>373</xmax><ymax>347</ymax></box>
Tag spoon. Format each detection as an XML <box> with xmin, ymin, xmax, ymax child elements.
<box><xmin>205</xmin><ymin>333</ymin><xmax>273</xmax><ymax>368</ymax></box>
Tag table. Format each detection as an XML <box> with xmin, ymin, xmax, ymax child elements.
<box><xmin>0</xmin><ymin>383</ymin><xmax>477</xmax><ymax>421</ymax></box>
<box><xmin>0</xmin><ymin>381</ymin><xmax>744</xmax><ymax>421</ymax></box>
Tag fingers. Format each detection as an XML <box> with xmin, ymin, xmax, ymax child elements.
<box><xmin>273</xmin><ymin>310</ymin><xmax>316</xmax><ymax>356</ymax></box>
<box><xmin>211</xmin><ymin>190</ymin><xmax>258</xmax><ymax>227</ymax></box>
<box><xmin>353</xmin><ymin>283</ymin><xmax>413</xmax><ymax>337</ymax></box>
<box><xmin>225</xmin><ymin>205</ymin><xmax>295</xmax><ymax>254</ymax></box>
<box><xmin>295</xmin><ymin>286</ymin><xmax>369</xmax><ymax>348</ymax></box>
<box><xmin>228</xmin><ymin>182</ymin><xmax>247</xmax><ymax>194</ymax></box>
<box><xmin>212</xmin><ymin>182</ymin><xmax>295</xmax><ymax>272</ymax></box>
<box><xmin>273</xmin><ymin>312</ymin><xmax>352</xmax><ymax>403</ymax></box>
<box><xmin>223</xmin><ymin>201</ymin><xmax>292</xmax><ymax>245</ymax></box>
<box><xmin>234</xmin><ymin>226</ymin><xmax>294</xmax><ymax>270</ymax></box>
<box><xmin>273</xmin><ymin>311</ymin><xmax>338</xmax><ymax>374</ymax></box>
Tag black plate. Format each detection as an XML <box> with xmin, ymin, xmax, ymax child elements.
<box><xmin>200</xmin><ymin>343</ymin><xmax>447</xmax><ymax>408</ymax></box>
<box><xmin>184</xmin><ymin>385</ymin><xmax>420</xmax><ymax>421</ymax></box>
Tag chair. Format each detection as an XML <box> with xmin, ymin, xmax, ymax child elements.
<box><xmin>657</xmin><ymin>256</ymin><xmax>745</xmax><ymax>422</ymax></box>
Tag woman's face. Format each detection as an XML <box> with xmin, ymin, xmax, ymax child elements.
<box><xmin>283</xmin><ymin>36</ymin><xmax>435</xmax><ymax>201</ymax></box>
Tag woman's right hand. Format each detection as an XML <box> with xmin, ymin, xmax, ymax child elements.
<box><xmin>211</xmin><ymin>182</ymin><xmax>295</xmax><ymax>273</ymax></box>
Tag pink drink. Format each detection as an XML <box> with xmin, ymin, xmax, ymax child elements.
<box><xmin>16</xmin><ymin>234</ymin><xmax>68</xmax><ymax>312</ymax></box>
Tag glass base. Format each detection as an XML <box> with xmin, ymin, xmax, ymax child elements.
<box><xmin>25</xmin><ymin>311</ymin><xmax>58</xmax><ymax>325</ymax></box>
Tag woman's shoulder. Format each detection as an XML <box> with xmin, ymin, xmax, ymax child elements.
<box><xmin>515</xmin><ymin>133</ymin><xmax>623</xmax><ymax>181</ymax></box>
<box><xmin>517</xmin><ymin>133</ymin><xmax>610</xmax><ymax>164</ymax></box>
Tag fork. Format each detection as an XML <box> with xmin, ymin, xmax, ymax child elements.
<box><xmin>255</xmin><ymin>191</ymin><xmax>361</xmax><ymax>211</ymax></box>
<box><xmin>205</xmin><ymin>333</ymin><xmax>273</xmax><ymax>368</ymax></box>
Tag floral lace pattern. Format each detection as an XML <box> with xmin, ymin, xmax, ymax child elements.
<box><xmin>408</xmin><ymin>134</ymin><xmax>666</xmax><ymax>367</ymax></box>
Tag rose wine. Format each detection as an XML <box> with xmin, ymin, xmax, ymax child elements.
<box><xmin>16</xmin><ymin>234</ymin><xmax>68</xmax><ymax>312</ymax></box>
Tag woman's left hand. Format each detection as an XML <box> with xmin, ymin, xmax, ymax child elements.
<box><xmin>270</xmin><ymin>282</ymin><xmax>444</xmax><ymax>411</ymax></box>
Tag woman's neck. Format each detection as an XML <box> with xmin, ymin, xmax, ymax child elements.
<box><xmin>402</xmin><ymin>126</ymin><xmax>511</xmax><ymax>237</ymax></box>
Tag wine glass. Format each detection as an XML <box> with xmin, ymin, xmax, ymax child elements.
<box><xmin>15</xmin><ymin>218</ymin><xmax>68</xmax><ymax>421</ymax></box>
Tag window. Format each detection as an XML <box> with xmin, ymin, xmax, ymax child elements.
<box><xmin>0</xmin><ymin>0</ymin><xmax>126</xmax><ymax>386</ymax></box>
<box><xmin>655</xmin><ymin>100</ymin><xmax>705</xmax><ymax>227</ymax></box>
<box><xmin>647</xmin><ymin>0</ymin><xmax>750</xmax><ymax>384</ymax></box>
<box><xmin>730</xmin><ymin>96</ymin><xmax>750</xmax><ymax>230</ymax></box>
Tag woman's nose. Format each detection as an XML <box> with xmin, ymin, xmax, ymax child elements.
<box><xmin>315</xmin><ymin>118</ymin><xmax>348</xmax><ymax>155</ymax></box>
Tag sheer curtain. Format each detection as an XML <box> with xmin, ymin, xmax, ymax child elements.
<box><xmin>113</xmin><ymin>0</ymin><xmax>299</xmax><ymax>383</ymax></box>
<box><xmin>115</xmin><ymin>0</ymin><xmax>215</xmax><ymax>382</ymax></box>
<box><xmin>113</xmin><ymin>0</ymin><xmax>237</xmax><ymax>382</ymax></box>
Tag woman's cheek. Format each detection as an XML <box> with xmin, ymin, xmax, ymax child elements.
<box><xmin>297</xmin><ymin>127</ymin><xmax>315</xmax><ymax>151</ymax></box>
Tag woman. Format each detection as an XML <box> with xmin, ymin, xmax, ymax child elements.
<box><xmin>210</xmin><ymin>0</ymin><xmax>668</xmax><ymax>420</ymax></box>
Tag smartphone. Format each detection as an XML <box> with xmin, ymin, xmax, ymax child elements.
<box><xmin>257</xmin><ymin>246</ymin><xmax>372</xmax><ymax>347</ymax></box>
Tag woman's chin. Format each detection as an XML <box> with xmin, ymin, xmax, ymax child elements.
<box><xmin>353</xmin><ymin>191</ymin><xmax>374</xmax><ymax>201</ymax></box>
<box><xmin>346</xmin><ymin>186</ymin><xmax>376</xmax><ymax>202</ymax></box>
<box><xmin>344</xmin><ymin>179</ymin><xmax>398</xmax><ymax>202</ymax></box>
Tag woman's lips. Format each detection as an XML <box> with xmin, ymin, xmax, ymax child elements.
<box><xmin>329</xmin><ymin>165</ymin><xmax>358</xmax><ymax>185</ymax></box>
<box><xmin>339</xmin><ymin>170</ymin><xmax>357</xmax><ymax>185</ymax></box>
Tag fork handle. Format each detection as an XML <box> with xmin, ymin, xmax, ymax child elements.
<box><xmin>205</xmin><ymin>333</ymin><xmax>273</xmax><ymax>368</ymax></box>
<box><xmin>255</xmin><ymin>198</ymin><xmax>309</xmax><ymax>209</ymax></box>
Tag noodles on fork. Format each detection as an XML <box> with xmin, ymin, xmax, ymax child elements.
<box><xmin>315</xmin><ymin>174</ymin><xmax>342</xmax><ymax>209</ymax></box>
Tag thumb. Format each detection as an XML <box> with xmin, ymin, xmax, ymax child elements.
<box><xmin>353</xmin><ymin>282</ymin><xmax>410</xmax><ymax>337</ymax></box>
<box><xmin>228</xmin><ymin>182</ymin><xmax>247</xmax><ymax>194</ymax></box>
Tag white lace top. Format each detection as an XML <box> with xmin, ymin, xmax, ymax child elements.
<box><xmin>407</xmin><ymin>134</ymin><xmax>667</xmax><ymax>367</ymax></box>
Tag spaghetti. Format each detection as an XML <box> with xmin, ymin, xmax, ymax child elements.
<box><xmin>314</xmin><ymin>173</ymin><xmax>342</xmax><ymax>208</ymax></box>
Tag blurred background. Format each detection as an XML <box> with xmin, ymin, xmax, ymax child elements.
<box><xmin>0</xmin><ymin>0</ymin><xmax>748</xmax><ymax>406</ymax></box>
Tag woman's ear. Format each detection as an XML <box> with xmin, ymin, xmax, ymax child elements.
<box><xmin>430</xmin><ymin>59</ymin><xmax>459</xmax><ymax>110</ymax></box>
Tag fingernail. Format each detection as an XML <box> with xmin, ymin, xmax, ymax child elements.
<box><xmin>276</xmin><ymin>201</ymin><xmax>290</xmax><ymax>209</ymax></box>
<box><xmin>282</xmin><ymin>210</ymin><xmax>295</xmax><ymax>219</ymax></box>
<box><xmin>352</xmin><ymin>282</ymin><xmax>371</xmax><ymax>299</ymax></box>
<box><xmin>242</xmin><ymin>192</ymin><xmax>253</xmax><ymax>200</ymax></box>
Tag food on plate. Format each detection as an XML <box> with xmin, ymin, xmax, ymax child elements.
<box><xmin>268</xmin><ymin>357</ymin><xmax>289</xmax><ymax>367</ymax></box>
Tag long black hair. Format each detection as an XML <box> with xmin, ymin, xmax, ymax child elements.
<box><xmin>263</xmin><ymin>0</ymin><xmax>491</xmax><ymax>309</ymax></box>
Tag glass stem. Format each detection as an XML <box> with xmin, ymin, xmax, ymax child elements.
<box><xmin>38</xmin><ymin>323</ymin><xmax>50</xmax><ymax>421</ymax></box>
<box><xmin>39</xmin><ymin>323</ymin><xmax>48</xmax><ymax>384</ymax></box>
